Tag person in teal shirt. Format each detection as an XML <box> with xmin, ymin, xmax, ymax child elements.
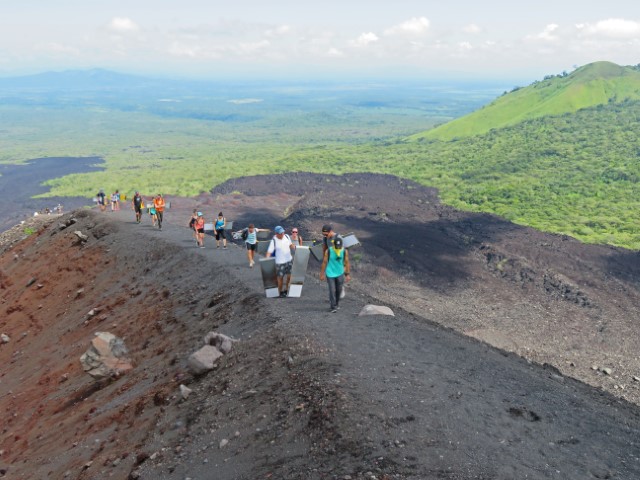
<box><xmin>320</xmin><ymin>236</ymin><xmax>351</xmax><ymax>313</ymax></box>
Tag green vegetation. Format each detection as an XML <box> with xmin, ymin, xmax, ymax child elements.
<box><xmin>411</xmin><ymin>61</ymin><xmax>640</xmax><ymax>141</ymax></box>
<box><xmin>2</xmin><ymin>64</ymin><xmax>640</xmax><ymax>250</ymax></box>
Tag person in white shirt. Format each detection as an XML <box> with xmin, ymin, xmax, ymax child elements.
<box><xmin>267</xmin><ymin>225</ymin><xmax>296</xmax><ymax>297</ymax></box>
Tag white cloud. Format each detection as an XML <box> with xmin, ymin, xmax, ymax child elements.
<box><xmin>36</xmin><ymin>42</ymin><xmax>81</xmax><ymax>56</ymax></box>
<box><xmin>463</xmin><ymin>24</ymin><xmax>482</xmax><ymax>34</ymax></box>
<box><xmin>265</xmin><ymin>25</ymin><xmax>291</xmax><ymax>38</ymax></box>
<box><xmin>384</xmin><ymin>17</ymin><xmax>430</xmax><ymax>36</ymax></box>
<box><xmin>350</xmin><ymin>32</ymin><xmax>379</xmax><ymax>47</ymax></box>
<box><xmin>458</xmin><ymin>41</ymin><xmax>473</xmax><ymax>51</ymax></box>
<box><xmin>535</xmin><ymin>23</ymin><xmax>560</xmax><ymax>41</ymax></box>
<box><xmin>108</xmin><ymin>17</ymin><xmax>140</xmax><ymax>33</ymax></box>
<box><xmin>325</xmin><ymin>47</ymin><xmax>344</xmax><ymax>57</ymax></box>
<box><xmin>578</xmin><ymin>18</ymin><xmax>640</xmax><ymax>38</ymax></box>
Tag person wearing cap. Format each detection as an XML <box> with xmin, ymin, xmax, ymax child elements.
<box><xmin>267</xmin><ymin>226</ymin><xmax>296</xmax><ymax>297</ymax></box>
<box><xmin>214</xmin><ymin>212</ymin><xmax>227</xmax><ymax>249</ymax></box>
<box><xmin>194</xmin><ymin>211</ymin><xmax>206</xmax><ymax>248</ymax></box>
<box><xmin>153</xmin><ymin>194</ymin><xmax>166</xmax><ymax>230</ymax></box>
<box><xmin>320</xmin><ymin>235</ymin><xmax>351</xmax><ymax>313</ymax></box>
<box><xmin>321</xmin><ymin>224</ymin><xmax>340</xmax><ymax>253</ymax></box>
<box><xmin>132</xmin><ymin>191</ymin><xmax>144</xmax><ymax>223</ymax></box>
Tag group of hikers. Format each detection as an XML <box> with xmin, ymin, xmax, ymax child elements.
<box><xmin>95</xmin><ymin>189</ymin><xmax>122</xmax><ymax>213</ymax></box>
<box><xmin>185</xmin><ymin>210</ymin><xmax>350</xmax><ymax>311</ymax></box>
<box><xmin>98</xmin><ymin>191</ymin><xmax>352</xmax><ymax>313</ymax></box>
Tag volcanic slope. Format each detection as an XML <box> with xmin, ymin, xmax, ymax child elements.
<box><xmin>411</xmin><ymin>61</ymin><xmax>640</xmax><ymax>141</ymax></box>
<box><xmin>1</xmin><ymin>173</ymin><xmax>640</xmax><ymax>479</ymax></box>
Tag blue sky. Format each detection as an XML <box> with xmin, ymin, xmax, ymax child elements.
<box><xmin>1</xmin><ymin>0</ymin><xmax>639</xmax><ymax>81</ymax></box>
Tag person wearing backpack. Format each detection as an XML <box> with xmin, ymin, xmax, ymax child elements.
<box><xmin>320</xmin><ymin>235</ymin><xmax>351</xmax><ymax>313</ymax></box>
<box><xmin>237</xmin><ymin>224</ymin><xmax>269</xmax><ymax>267</ymax></box>
<box><xmin>267</xmin><ymin>226</ymin><xmax>296</xmax><ymax>297</ymax></box>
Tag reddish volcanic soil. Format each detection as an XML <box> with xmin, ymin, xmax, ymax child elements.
<box><xmin>1</xmin><ymin>173</ymin><xmax>640</xmax><ymax>480</ymax></box>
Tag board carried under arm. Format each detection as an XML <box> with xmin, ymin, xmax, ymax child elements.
<box><xmin>288</xmin><ymin>246</ymin><xmax>310</xmax><ymax>297</ymax></box>
<box><xmin>259</xmin><ymin>257</ymin><xmax>279</xmax><ymax>298</ymax></box>
<box><xmin>310</xmin><ymin>232</ymin><xmax>361</xmax><ymax>262</ymax></box>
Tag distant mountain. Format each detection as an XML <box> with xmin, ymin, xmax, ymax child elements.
<box><xmin>0</xmin><ymin>68</ymin><xmax>178</xmax><ymax>91</ymax></box>
<box><xmin>411</xmin><ymin>61</ymin><xmax>640</xmax><ymax>141</ymax></box>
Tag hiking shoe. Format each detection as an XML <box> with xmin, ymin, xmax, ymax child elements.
<box><xmin>279</xmin><ymin>291</ymin><xmax>287</xmax><ymax>298</ymax></box>
<box><xmin>223</xmin><ymin>246</ymin><xmax>227</xmax><ymax>249</ymax></box>
<box><xmin>330</xmin><ymin>308</ymin><xmax>337</xmax><ymax>313</ymax></box>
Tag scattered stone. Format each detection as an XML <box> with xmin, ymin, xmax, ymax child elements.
<box><xmin>358</xmin><ymin>305</ymin><xmax>395</xmax><ymax>316</ymax></box>
<box><xmin>74</xmin><ymin>231</ymin><xmax>88</xmax><ymax>242</ymax></box>
<box><xmin>602</xmin><ymin>367</ymin><xmax>613</xmax><ymax>376</ymax></box>
<box><xmin>1</xmin><ymin>334</ymin><xmax>9</xmax><ymax>344</ymax></box>
<box><xmin>203</xmin><ymin>332</ymin><xmax>235</xmax><ymax>354</ymax></box>
<box><xmin>79</xmin><ymin>332</ymin><xmax>133</xmax><ymax>380</ymax></box>
<box><xmin>219</xmin><ymin>438</ymin><xmax>229</xmax><ymax>449</ymax></box>
<box><xmin>25</xmin><ymin>278</ymin><xmax>37</xmax><ymax>287</ymax></box>
<box><xmin>59</xmin><ymin>373</ymin><xmax>69</xmax><ymax>383</ymax></box>
<box><xmin>633</xmin><ymin>376</ymin><xmax>640</xmax><ymax>382</ymax></box>
<box><xmin>187</xmin><ymin>345</ymin><xmax>223</xmax><ymax>375</ymax></box>
<box><xmin>87</xmin><ymin>309</ymin><xmax>97</xmax><ymax>317</ymax></box>
<box><xmin>179</xmin><ymin>384</ymin><xmax>193</xmax><ymax>400</ymax></box>
<box><xmin>591</xmin><ymin>365</ymin><xmax>598</xmax><ymax>371</ymax></box>
<box><xmin>82</xmin><ymin>461</ymin><xmax>92</xmax><ymax>470</ymax></box>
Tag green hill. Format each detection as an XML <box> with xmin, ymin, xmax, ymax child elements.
<box><xmin>411</xmin><ymin>61</ymin><xmax>640</xmax><ymax>141</ymax></box>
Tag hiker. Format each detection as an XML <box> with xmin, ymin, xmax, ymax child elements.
<box><xmin>132</xmin><ymin>191</ymin><xmax>144</xmax><ymax>223</ymax></box>
<box><xmin>194</xmin><ymin>212</ymin><xmax>205</xmax><ymax>248</ymax></box>
<box><xmin>96</xmin><ymin>189</ymin><xmax>106</xmax><ymax>212</ymax></box>
<box><xmin>188</xmin><ymin>209</ymin><xmax>199</xmax><ymax>244</ymax></box>
<box><xmin>237</xmin><ymin>224</ymin><xmax>269</xmax><ymax>267</ymax></box>
<box><xmin>114</xmin><ymin>190</ymin><xmax>121</xmax><ymax>211</ymax></box>
<box><xmin>214</xmin><ymin>212</ymin><xmax>227</xmax><ymax>249</ymax></box>
<box><xmin>153</xmin><ymin>194</ymin><xmax>166</xmax><ymax>230</ymax></box>
<box><xmin>110</xmin><ymin>192</ymin><xmax>117</xmax><ymax>211</ymax></box>
<box><xmin>267</xmin><ymin>225</ymin><xmax>296</xmax><ymax>297</ymax></box>
<box><xmin>320</xmin><ymin>235</ymin><xmax>351</xmax><ymax>313</ymax></box>
<box><xmin>290</xmin><ymin>227</ymin><xmax>304</xmax><ymax>246</ymax></box>
<box><xmin>321</xmin><ymin>224</ymin><xmax>339</xmax><ymax>253</ymax></box>
<box><xmin>147</xmin><ymin>198</ymin><xmax>158</xmax><ymax>227</ymax></box>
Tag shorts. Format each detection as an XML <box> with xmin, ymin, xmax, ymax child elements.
<box><xmin>197</xmin><ymin>228</ymin><xmax>204</xmax><ymax>234</ymax></box>
<box><xmin>246</xmin><ymin>243</ymin><xmax>257</xmax><ymax>251</ymax></box>
<box><xmin>150</xmin><ymin>208</ymin><xmax>157</xmax><ymax>215</ymax></box>
<box><xmin>215</xmin><ymin>229</ymin><xmax>226</xmax><ymax>240</ymax></box>
<box><xmin>276</xmin><ymin>261</ymin><xmax>293</xmax><ymax>277</ymax></box>
<box><xmin>134</xmin><ymin>207</ymin><xmax>142</xmax><ymax>213</ymax></box>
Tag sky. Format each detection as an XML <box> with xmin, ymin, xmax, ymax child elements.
<box><xmin>1</xmin><ymin>0</ymin><xmax>639</xmax><ymax>82</ymax></box>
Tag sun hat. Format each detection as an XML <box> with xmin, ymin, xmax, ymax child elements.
<box><xmin>275</xmin><ymin>226</ymin><xmax>285</xmax><ymax>234</ymax></box>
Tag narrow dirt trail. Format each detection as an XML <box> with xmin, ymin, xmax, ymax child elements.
<box><xmin>111</xmin><ymin>209</ymin><xmax>640</xmax><ymax>480</ymax></box>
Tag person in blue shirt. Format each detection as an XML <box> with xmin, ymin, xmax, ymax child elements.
<box><xmin>319</xmin><ymin>236</ymin><xmax>351</xmax><ymax>312</ymax></box>
<box><xmin>214</xmin><ymin>212</ymin><xmax>227</xmax><ymax>249</ymax></box>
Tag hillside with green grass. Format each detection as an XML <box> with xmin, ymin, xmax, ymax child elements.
<box><xmin>411</xmin><ymin>61</ymin><xmax>640</xmax><ymax>141</ymax></box>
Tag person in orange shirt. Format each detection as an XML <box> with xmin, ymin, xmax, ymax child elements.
<box><xmin>153</xmin><ymin>194</ymin><xmax>166</xmax><ymax>230</ymax></box>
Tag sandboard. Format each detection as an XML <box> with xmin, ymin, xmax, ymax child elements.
<box><xmin>287</xmin><ymin>246</ymin><xmax>310</xmax><ymax>297</ymax></box>
<box><xmin>259</xmin><ymin>257</ymin><xmax>279</xmax><ymax>298</ymax></box>
<box><xmin>257</xmin><ymin>230</ymin><xmax>272</xmax><ymax>241</ymax></box>
<box><xmin>310</xmin><ymin>233</ymin><xmax>361</xmax><ymax>262</ymax></box>
<box><xmin>257</xmin><ymin>239</ymin><xmax>271</xmax><ymax>256</ymax></box>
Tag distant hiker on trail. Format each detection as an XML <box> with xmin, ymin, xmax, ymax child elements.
<box><xmin>236</xmin><ymin>224</ymin><xmax>269</xmax><ymax>268</ymax></box>
<box><xmin>110</xmin><ymin>192</ymin><xmax>118</xmax><ymax>211</ymax></box>
<box><xmin>149</xmin><ymin>203</ymin><xmax>157</xmax><ymax>226</ymax></box>
<box><xmin>97</xmin><ymin>189</ymin><xmax>106</xmax><ymax>212</ymax></box>
<box><xmin>290</xmin><ymin>227</ymin><xmax>304</xmax><ymax>246</ymax></box>
<box><xmin>267</xmin><ymin>225</ymin><xmax>296</xmax><ymax>297</ymax></box>
<box><xmin>195</xmin><ymin>212</ymin><xmax>205</xmax><ymax>248</ymax></box>
<box><xmin>320</xmin><ymin>235</ymin><xmax>351</xmax><ymax>313</ymax></box>
<box><xmin>214</xmin><ymin>212</ymin><xmax>227</xmax><ymax>249</ymax></box>
<box><xmin>132</xmin><ymin>191</ymin><xmax>144</xmax><ymax>224</ymax></box>
<box><xmin>114</xmin><ymin>190</ymin><xmax>121</xmax><ymax>211</ymax></box>
<box><xmin>153</xmin><ymin>194</ymin><xmax>166</xmax><ymax>230</ymax></box>
<box><xmin>188</xmin><ymin>209</ymin><xmax>199</xmax><ymax>244</ymax></box>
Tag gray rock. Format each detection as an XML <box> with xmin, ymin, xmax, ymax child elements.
<box><xmin>187</xmin><ymin>345</ymin><xmax>223</xmax><ymax>375</ymax></box>
<box><xmin>358</xmin><ymin>304</ymin><xmax>395</xmax><ymax>316</ymax></box>
<box><xmin>602</xmin><ymin>367</ymin><xmax>613</xmax><ymax>375</ymax></box>
<box><xmin>79</xmin><ymin>332</ymin><xmax>133</xmax><ymax>380</ymax></box>
<box><xmin>74</xmin><ymin>231</ymin><xmax>88</xmax><ymax>242</ymax></box>
<box><xmin>0</xmin><ymin>334</ymin><xmax>9</xmax><ymax>344</ymax></box>
<box><xmin>203</xmin><ymin>332</ymin><xmax>235</xmax><ymax>354</ymax></box>
<box><xmin>180</xmin><ymin>384</ymin><xmax>193</xmax><ymax>400</ymax></box>
<box><xmin>633</xmin><ymin>376</ymin><xmax>640</xmax><ymax>382</ymax></box>
<box><xmin>219</xmin><ymin>438</ymin><xmax>229</xmax><ymax>449</ymax></box>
